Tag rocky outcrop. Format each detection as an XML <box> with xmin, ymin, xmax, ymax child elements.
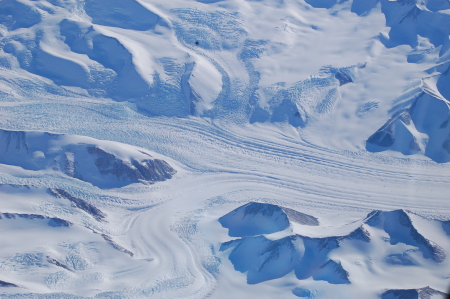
<box><xmin>46</xmin><ymin>256</ymin><xmax>72</xmax><ymax>272</ymax></box>
<box><xmin>381</xmin><ymin>286</ymin><xmax>447</xmax><ymax>299</ymax></box>
<box><xmin>87</xmin><ymin>146</ymin><xmax>175</xmax><ymax>185</ymax></box>
<box><xmin>0</xmin><ymin>212</ymin><xmax>72</xmax><ymax>227</ymax></box>
<box><xmin>0</xmin><ymin>129</ymin><xmax>177</xmax><ymax>188</ymax></box>
<box><xmin>49</xmin><ymin>188</ymin><xmax>106</xmax><ymax>222</ymax></box>
<box><xmin>100</xmin><ymin>234</ymin><xmax>134</xmax><ymax>257</ymax></box>
<box><xmin>0</xmin><ymin>280</ymin><xmax>19</xmax><ymax>288</ymax></box>
<box><xmin>365</xmin><ymin>209</ymin><xmax>446</xmax><ymax>263</ymax></box>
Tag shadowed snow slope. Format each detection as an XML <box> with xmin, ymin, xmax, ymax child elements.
<box><xmin>0</xmin><ymin>129</ymin><xmax>176</xmax><ymax>188</ymax></box>
<box><xmin>219</xmin><ymin>202</ymin><xmax>319</xmax><ymax>237</ymax></box>
<box><xmin>0</xmin><ymin>0</ymin><xmax>223</xmax><ymax>117</ymax></box>
<box><xmin>2</xmin><ymin>0</ymin><xmax>450</xmax><ymax>162</ymax></box>
<box><xmin>366</xmin><ymin>69</ymin><xmax>450</xmax><ymax>162</ymax></box>
<box><xmin>219</xmin><ymin>204</ymin><xmax>449</xmax><ymax>292</ymax></box>
<box><xmin>381</xmin><ymin>286</ymin><xmax>446</xmax><ymax>299</ymax></box>
<box><xmin>1</xmin><ymin>0</ymin><xmax>450</xmax><ymax>298</ymax></box>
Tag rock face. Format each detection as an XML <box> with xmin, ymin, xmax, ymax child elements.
<box><xmin>49</xmin><ymin>188</ymin><xmax>106</xmax><ymax>222</ymax></box>
<box><xmin>381</xmin><ymin>286</ymin><xmax>447</xmax><ymax>299</ymax></box>
<box><xmin>0</xmin><ymin>280</ymin><xmax>19</xmax><ymax>288</ymax></box>
<box><xmin>86</xmin><ymin>146</ymin><xmax>175</xmax><ymax>185</ymax></box>
<box><xmin>365</xmin><ymin>210</ymin><xmax>446</xmax><ymax>263</ymax></box>
<box><xmin>0</xmin><ymin>205</ymin><xmax>136</xmax><ymax>278</ymax></box>
<box><xmin>0</xmin><ymin>129</ymin><xmax>177</xmax><ymax>188</ymax></box>
<box><xmin>0</xmin><ymin>212</ymin><xmax>72</xmax><ymax>227</ymax></box>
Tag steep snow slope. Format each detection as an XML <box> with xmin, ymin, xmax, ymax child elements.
<box><xmin>0</xmin><ymin>129</ymin><xmax>177</xmax><ymax>188</ymax></box>
<box><xmin>0</xmin><ymin>0</ymin><xmax>449</xmax><ymax>298</ymax></box>
<box><xmin>0</xmin><ymin>0</ymin><xmax>223</xmax><ymax>116</ymax></box>
<box><xmin>1</xmin><ymin>0</ymin><xmax>449</xmax><ymax>161</ymax></box>
<box><xmin>218</xmin><ymin>204</ymin><xmax>448</xmax><ymax>292</ymax></box>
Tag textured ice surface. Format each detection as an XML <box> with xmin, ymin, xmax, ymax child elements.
<box><xmin>0</xmin><ymin>0</ymin><xmax>450</xmax><ymax>298</ymax></box>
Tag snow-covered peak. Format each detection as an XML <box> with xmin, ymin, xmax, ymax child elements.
<box><xmin>218</xmin><ymin>204</ymin><xmax>449</xmax><ymax>293</ymax></box>
<box><xmin>219</xmin><ymin>202</ymin><xmax>319</xmax><ymax>237</ymax></box>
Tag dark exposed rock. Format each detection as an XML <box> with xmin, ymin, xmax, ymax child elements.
<box><xmin>0</xmin><ymin>212</ymin><xmax>72</xmax><ymax>227</ymax></box>
<box><xmin>100</xmin><ymin>234</ymin><xmax>134</xmax><ymax>257</ymax></box>
<box><xmin>417</xmin><ymin>286</ymin><xmax>447</xmax><ymax>299</ymax></box>
<box><xmin>339</xmin><ymin>226</ymin><xmax>371</xmax><ymax>243</ymax></box>
<box><xmin>381</xmin><ymin>286</ymin><xmax>446</xmax><ymax>299</ymax></box>
<box><xmin>87</xmin><ymin>146</ymin><xmax>176</xmax><ymax>184</ymax></box>
<box><xmin>384</xmin><ymin>250</ymin><xmax>419</xmax><ymax>266</ymax></box>
<box><xmin>335</xmin><ymin>71</ymin><xmax>353</xmax><ymax>86</ymax></box>
<box><xmin>281</xmin><ymin>207</ymin><xmax>319</xmax><ymax>226</ymax></box>
<box><xmin>313</xmin><ymin>260</ymin><xmax>350</xmax><ymax>284</ymax></box>
<box><xmin>49</xmin><ymin>188</ymin><xmax>106</xmax><ymax>222</ymax></box>
<box><xmin>0</xmin><ymin>129</ymin><xmax>28</xmax><ymax>153</ymax></box>
<box><xmin>47</xmin><ymin>256</ymin><xmax>72</xmax><ymax>271</ymax></box>
<box><xmin>48</xmin><ymin>217</ymin><xmax>72</xmax><ymax>227</ymax></box>
<box><xmin>366</xmin><ymin>110</ymin><xmax>413</xmax><ymax>149</ymax></box>
<box><xmin>366</xmin><ymin>210</ymin><xmax>446</xmax><ymax>263</ymax></box>
<box><xmin>0</xmin><ymin>280</ymin><xmax>19</xmax><ymax>287</ymax></box>
<box><xmin>0</xmin><ymin>129</ymin><xmax>177</xmax><ymax>188</ymax></box>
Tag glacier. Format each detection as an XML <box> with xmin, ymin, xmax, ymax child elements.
<box><xmin>0</xmin><ymin>0</ymin><xmax>449</xmax><ymax>298</ymax></box>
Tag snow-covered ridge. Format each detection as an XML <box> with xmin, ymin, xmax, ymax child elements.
<box><xmin>219</xmin><ymin>202</ymin><xmax>319</xmax><ymax>237</ymax></box>
<box><xmin>0</xmin><ymin>183</ymin><xmax>145</xmax><ymax>293</ymax></box>
<box><xmin>219</xmin><ymin>203</ymin><xmax>449</xmax><ymax>294</ymax></box>
<box><xmin>0</xmin><ymin>129</ymin><xmax>177</xmax><ymax>188</ymax></box>
<box><xmin>0</xmin><ymin>193</ymin><xmax>138</xmax><ymax>293</ymax></box>
<box><xmin>0</xmin><ymin>0</ymin><xmax>450</xmax><ymax>298</ymax></box>
<box><xmin>381</xmin><ymin>286</ymin><xmax>446</xmax><ymax>299</ymax></box>
<box><xmin>0</xmin><ymin>211</ymin><xmax>72</xmax><ymax>227</ymax></box>
<box><xmin>49</xmin><ymin>188</ymin><xmax>106</xmax><ymax>222</ymax></box>
<box><xmin>366</xmin><ymin>64</ymin><xmax>450</xmax><ymax>162</ymax></box>
<box><xmin>2</xmin><ymin>0</ymin><xmax>450</xmax><ymax>162</ymax></box>
<box><xmin>0</xmin><ymin>0</ymin><xmax>223</xmax><ymax>116</ymax></box>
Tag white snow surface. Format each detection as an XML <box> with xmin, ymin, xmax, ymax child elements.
<box><xmin>0</xmin><ymin>0</ymin><xmax>449</xmax><ymax>298</ymax></box>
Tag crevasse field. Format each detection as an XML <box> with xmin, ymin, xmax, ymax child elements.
<box><xmin>0</xmin><ymin>0</ymin><xmax>450</xmax><ymax>298</ymax></box>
